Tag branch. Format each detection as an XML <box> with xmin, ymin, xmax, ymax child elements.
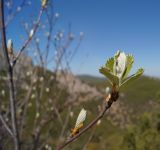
<box><xmin>0</xmin><ymin>115</ymin><xmax>14</xmax><ymax>137</ymax></box>
<box><xmin>56</xmin><ymin>91</ymin><xmax>119</xmax><ymax>150</ymax></box>
<box><xmin>12</xmin><ymin>5</ymin><xmax>45</xmax><ymax>66</ymax></box>
<box><xmin>0</xmin><ymin>0</ymin><xmax>20</xmax><ymax>149</ymax></box>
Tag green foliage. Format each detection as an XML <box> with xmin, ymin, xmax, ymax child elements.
<box><xmin>122</xmin><ymin>55</ymin><xmax>134</xmax><ymax>79</ymax></box>
<box><xmin>99</xmin><ymin>51</ymin><xmax>144</xmax><ymax>89</ymax></box>
<box><xmin>99</xmin><ymin>67</ymin><xmax>119</xmax><ymax>85</ymax></box>
<box><xmin>121</xmin><ymin>68</ymin><xmax>144</xmax><ymax>87</ymax></box>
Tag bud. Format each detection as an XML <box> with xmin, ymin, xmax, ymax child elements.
<box><xmin>41</xmin><ymin>0</ymin><xmax>47</xmax><ymax>7</ymax></box>
<box><xmin>29</xmin><ymin>29</ymin><xmax>34</xmax><ymax>38</ymax></box>
<box><xmin>45</xmin><ymin>87</ymin><xmax>50</xmax><ymax>92</ymax></box>
<box><xmin>31</xmin><ymin>94</ymin><xmax>35</xmax><ymax>99</ymax></box>
<box><xmin>69</xmin><ymin>33</ymin><xmax>75</xmax><ymax>40</ymax></box>
<box><xmin>7</xmin><ymin>39</ymin><xmax>13</xmax><ymax>55</ymax></box>
<box><xmin>28</xmin><ymin>102</ymin><xmax>32</xmax><ymax>107</ymax></box>
<box><xmin>59</xmin><ymin>32</ymin><xmax>63</xmax><ymax>38</ymax></box>
<box><xmin>16</xmin><ymin>6</ymin><xmax>21</xmax><ymax>12</ymax></box>
<box><xmin>105</xmin><ymin>93</ymin><xmax>111</xmax><ymax>102</ymax></box>
<box><xmin>70</xmin><ymin>111</ymin><xmax>74</xmax><ymax>118</ymax></box>
<box><xmin>55</xmin><ymin>13</ymin><xmax>59</xmax><ymax>18</ymax></box>
<box><xmin>50</xmin><ymin>107</ymin><xmax>54</xmax><ymax>111</ymax></box>
<box><xmin>36</xmin><ymin>38</ymin><xmax>40</xmax><ymax>43</ymax></box>
<box><xmin>39</xmin><ymin>76</ymin><xmax>44</xmax><ymax>82</ymax></box>
<box><xmin>105</xmin><ymin>87</ymin><xmax>110</xmax><ymax>95</ymax></box>
<box><xmin>114</xmin><ymin>51</ymin><xmax>127</xmax><ymax>79</ymax></box>
<box><xmin>80</xmin><ymin>32</ymin><xmax>84</xmax><ymax>37</ymax></box>
<box><xmin>36</xmin><ymin>112</ymin><xmax>40</xmax><ymax>118</ymax></box>
<box><xmin>71</xmin><ymin>108</ymin><xmax>87</xmax><ymax>137</ymax></box>
<box><xmin>75</xmin><ymin>108</ymin><xmax>87</xmax><ymax>128</ymax></box>
<box><xmin>1</xmin><ymin>90</ymin><xmax>5</xmax><ymax>96</ymax></box>
<box><xmin>27</xmin><ymin>1</ymin><xmax>32</xmax><ymax>5</ymax></box>
<box><xmin>96</xmin><ymin>120</ymin><xmax>101</xmax><ymax>126</ymax></box>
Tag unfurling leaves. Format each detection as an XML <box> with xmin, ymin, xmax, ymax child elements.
<box><xmin>99</xmin><ymin>51</ymin><xmax>144</xmax><ymax>89</ymax></box>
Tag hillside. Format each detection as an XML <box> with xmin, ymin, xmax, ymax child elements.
<box><xmin>77</xmin><ymin>75</ymin><xmax>160</xmax><ymax>110</ymax></box>
<box><xmin>1</xmin><ymin>68</ymin><xmax>160</xmax><ymax>149</ymax></box>
<box><xmin>74</xmin><ymin>74</ymin><xmax>160</xmax><ymax>149</ymax></box>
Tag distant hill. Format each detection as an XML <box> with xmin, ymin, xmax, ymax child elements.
<box><xmin>77</xmin><ymin>74</ymin><xmax>160</xmax><ymax>112</ymax></box>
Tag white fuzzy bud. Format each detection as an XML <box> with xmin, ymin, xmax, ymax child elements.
<box><xmin>41</xmin><ymin>0</ymin><xmax>47</xmax><ymax>7</ymax></box>
<box><xmin>69</xmin><ymin>33</ymin><xmax>75</xmax><ymax>40</ymax></box>
<box><xmin>31</xmin><ymin>94</ymin><xmax>35</xmax><ymax>99</ymax></box>
<box><xmin>28</xmin><ymin>103</ymin><xmax>32</xmax><ymax>107</ymax></box>
<box><xmin>45</xmin><ymin>88</ymin><xmax>50</xmax><ymax>92</ymax></box>
<box><xmin>36</xmin><ymin>112</ymin><xmax>40</xmax><ymax>118</ymax></box>
<box><xmin>36</xmin><ymin>38</ymin><xmax>40</xmax><ymax>43</ymax></box>
<box><xmin>55</xmin><ymin>13</ymin><xmax>59</xmax><ymax>18</ymax></box>
<box><xmin>1</xmin><ymin>90</ymin><xmax>5</xmax><ymax>96</ymax></box>
<box><xmin>70</xmin><ymin>111</ymin><xmax>74</xmax><ymax>118</ymax></box>
<box><xmin>27</xmin><ymin>1</ymin><xmax>31</xmax><ymax>5</ymax></box>
<box><xmin>16</xmin><ymin>6</ymin><xmax>21</xmax><ymax>12</ymax></box>
<box><xmin>80</xmin><ymin>32</ymin><xmax>84</xmax><ymax>37</ymax></box>
<box><xmin>114</xmin><ymin>51</ymin><xmax>127</xmax><ymax>79</ymax></box>
<box><xmin>7</xmin><ymin>39</ymin><xmax>13</xmax><ymax>55</ymax></box>
<box><xmin>97</xmin><ymin>120</ymin><xmax>101</xmax><ymax>126</ymax></box>
<box><xmin>75</xmin><ymin>108</ymin><xmax>87</xmax><ymax>128</ymax></box>
<box><xmin>105</xmin><ymin>87</ymin><xmax>110</xmax><ymax>95</ymax></box>
<box><xmin>39</xmin><ymin>76</ymin><xmax>44</xmax><ymax>82</ymax></box>
<box><xmin>29</xmin><ymin>29</ymin><xmax>34</xmax><ymax>38</ymax></box>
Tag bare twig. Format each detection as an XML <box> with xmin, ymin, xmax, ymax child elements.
<box><xmin>82</xmin><ymin>126</ymin><xmax>96</xmax><ymax>150</ymax></box>
<box><xmin>56</xmin><ymin>91</ymin><xmax>119</xmax><ymax>150</ymax></box>
<box><xmin>0</xmin><ymin>115</ymin><xmax>14</xmax><ymax>137</ymax></box>
<box><xmin>12</xmin><ymin>5</ymin><xmax>45</xmax><ymax>66</ymax></box>
<box><xmin>5</xmin><ymin>0</ymin><xmax>28</xmax><ymax>27</ymax></box>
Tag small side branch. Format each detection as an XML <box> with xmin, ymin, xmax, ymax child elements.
<box><xmin>0</xmin><ymin>115</ymin><xmax>14</xmax><ymax>138</ymax></box>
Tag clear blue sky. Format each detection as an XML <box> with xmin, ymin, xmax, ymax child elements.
<box><xmin>6</xmin><ymin>0</ymin><xmax>160</xmax><ymax>77</ymax></box>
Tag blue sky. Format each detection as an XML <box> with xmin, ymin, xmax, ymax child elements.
<box><xmin>6</xmin><ymin>0</ymin><xmax>160</xmax><ymax>77</ymax></box>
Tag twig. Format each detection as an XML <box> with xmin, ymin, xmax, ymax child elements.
<box><xmin>12</xmin><ymin>5</ymin><xmax>45</xmax><ymax>66</ymax></box>
<box><xmin>5</xmin><ymin>0</ymin><xmax>28</xmax><ymax>27</ymax></box>
<box><xmin>0</xmin><ymin>115</ymin><xmax>14</xmax><ymax>137</ymax></box>
<box><xmin>56</xmin><ymin>91</ymin><xmax>119</xmax><ymax>150</ymax></box>
<box><xmin>82</xmin><ymin>126</ymin><xmax>96</xmax><ymax>150</ymax></box>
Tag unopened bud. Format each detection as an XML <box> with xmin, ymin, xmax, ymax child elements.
<box><xmin>97</xmin><ymin>120</ymin><xmax>101</xmax><ymax>126</ymax></box>
<box><xmin>80</xmin><ymin>32</ymin><xmax>84</xmax><ymax>37</ymax></box>
<box><xmin>41</xmin><ymin>0</ymin><xmax>47</xmax><ymax>7</ymax></box>
<box><xmin>36</xmin><ymin>112</ymin><xmax>40</xmax><ymax>118</ymax></box>
<box><xmin>16</xmin><ymin>6</ymin><xmax>21</xmax><ymax>12</ymax></box>
<box><xmin>29</xmin><ymin>29</ymin><xmax>34</xmax><ymax>38</ymax></box>
<box><xmin>7</xmin><ymin>39</ymin><xmax>13</xmax><ymax>55</ymax></box>
<box><xmin>105</xmin><ymin>93</ymin><xmax>111</xmax><ymax>102</ymax></box>
<box><xmin>75</xmin><ymin>108</ymin><xmax>87</xmax><ymax>128</ymax></box>
<box><xmin>105</xmin><ymin>87</ymin><xmax>110</xmax><ymax>95</ymax></box>
<box><xmin>69</xmin><ymin>33</ymin><xmax>75</xmax><ymax>40</ymax></box>
<box><xmin>55</xmin><ymin>13</ymin><xmax>59</xmax><ymax>18</ymax></box>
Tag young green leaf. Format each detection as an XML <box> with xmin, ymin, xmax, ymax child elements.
<box><xmin>120</xmin><ymin>68</ymin><xmax>144</xmax><ymax>87</ymax></box>
<box><xmin>122</xmin><ymin>55</ymin><xmax>134</xmax><ymax>79</ymax></box>
<box><xmin>99</xmin><ymin>67</ymin><xmax>119</xmax><ymax>85</ymax></box>
<box><xmin>105</xmin><ymin>57</ymin><xmax>114</xmax><ymax>73</ymax></box>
